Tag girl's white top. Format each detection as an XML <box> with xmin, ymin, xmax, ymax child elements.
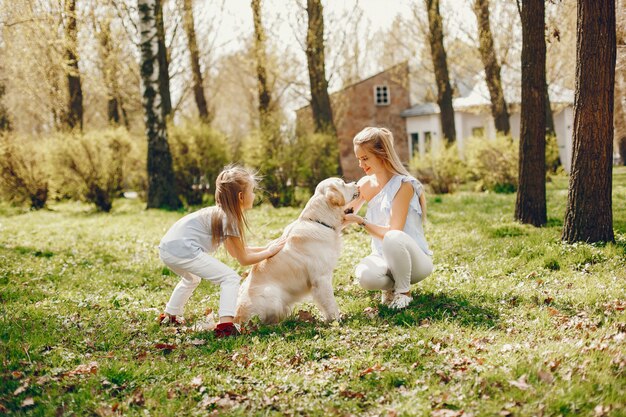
<box><xmin>365</xmin><ymin>174</ymin><xmax>432</xmax><ymax>257</ymax></box>
<box><xmin>159</xmin><ymin>207</ymin><xmax>239</xmax><ymax>259</ymax></box>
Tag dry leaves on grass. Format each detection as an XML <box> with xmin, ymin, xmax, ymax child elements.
<box><xmin>65</xmin><ymin>361</ymin><xmax>98</xmax><ymax>377</ymax></box>
<box><xmin>508</xmin><ymin>374</ymin><xmax>532</xmax><ymax>390</ymax></box>
<box><xmin>359</xmin><ymin>363</ymin><xmax>386</xmax><ymax>378</ymax></box>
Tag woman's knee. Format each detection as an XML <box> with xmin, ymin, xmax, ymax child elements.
<box><xmin>355</xmin><ymin>263</ymin><xmax>385</xmax><ymax>290</ymax></box>
<box><xmin>382</xmin><ymin>230</ymin><xmax>408</xmax><ymax>251</ymax></box>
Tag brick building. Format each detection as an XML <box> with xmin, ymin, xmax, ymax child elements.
<box><xmin>296</xmin><ymin>62</ymin><xmax>410</xmax><ymax>181</ymax></box>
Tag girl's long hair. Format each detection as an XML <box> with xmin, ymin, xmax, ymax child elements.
<box><xmin>210</xmin><ymin>164</ymin><xmax>258</xmax><ymax>247</ymax></box>
<box><xmin>353</xmin><ymin>127</ymin><xmax>411</xmax><ymax>176</ymax></box>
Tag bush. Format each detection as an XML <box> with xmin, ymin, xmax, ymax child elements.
<box><xmin>241</xmin><ymin>117</ymin><xmax>300</xmax><ymax>207</ymax></box>
<box><xmin>54</xmin><ymin>128</ymin><xmax>143</xmax><ymax>212</ymax></box>
<box><xmin>465</xmin><ymin>135</ymin><xmax>518</xmax><ymax>193</ymax></box>
<box><xmin>168</xmin><ymin>121</ymin><xmax>231</xmax><ymax>206</ymax></box>
<box><xmin>410</xmin><ymin>143</ymin><xmax>467</xmax><ymax>194</ymax></box>
<box><xmin>0</xmin><ymin>134</ymin><xmax>49</xmax><ymax>209</ymax></box>
<box><xmin>545</xmin><ymin>133</ymin><xmax>561</xmax><ymax>174</ymax></box>
<box><xmin>297</xmin><ymin>132</ymin><xmax>339</xmax><ymax>194</ymax></box>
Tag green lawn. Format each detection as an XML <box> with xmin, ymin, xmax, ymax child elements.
<box><xmin>1</xmin><ymin>168</ymin><xmax>625</xmax><ymax>416</ymax></box>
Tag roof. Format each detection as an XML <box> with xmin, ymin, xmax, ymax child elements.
<box><xmin>402</xmin><ymin>80</ymin><xmax>574</xmax><ymax>117</ymax></box>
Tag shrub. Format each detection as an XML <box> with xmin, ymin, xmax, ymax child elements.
<box><xmin>168</xmin><ymin>121</ymin><xmax>230</xmax><ymax>206</ymax></box>
<box><xmin>241</xmin><ymin>118</ymin><xmax>300</xmax><ymax>207</ymax></box>
<box><xmin>465</xmin><ymin>135</ymin><xmax>518</xmax><ymax>193</ymax></box>
<box><xmin>0</xmin><ymin>134</ymin><xmax>49</xmax><ymax>209</ymax></box>
<box><xmin>54</xmin><ymin>128</ymin><xmax>143</xmax><ymax>212</ymax></box>
<box><xmin>297</xmin><ymin>132</ymin><xmax>340</xmax><ymax>194</ymax></box>
<box><xmin>410</xmin><ymin>143</ymin><xmax>467</xmax><ymax>194</ymax></box>
<box><xmin>545</xmin><ymin>133</ymin><xmax>561</xmax><ymax>174</ymax></box>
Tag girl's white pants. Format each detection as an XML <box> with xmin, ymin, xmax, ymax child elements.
<box><xmin>355</xmin><ymin>230</ymin><xmax>433</xmax><ymax>294</ymax></box>
<box><xmin>160</xmin><ymin>249</ymin><xmax>240</xmax><ymax>318</ymax></box>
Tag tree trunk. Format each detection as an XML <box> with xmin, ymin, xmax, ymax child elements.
<box><xmin>155</xmin><ymin>0</ymin><xmax>172</xmax><ymax>119</ymax></box>
<box><xmin>251</xmin><ymin>0</ymin><xmax>273</xmax><ymax>130</ymax></box>
<box><xmin>562</xmin><ymin>0</ymin><xmax>615</xmax><ymax>243</ymax></box>
<box><xmin>64</xmin><ymin>0</ymin><xmax>83</xmax><ymax>131</ymax></box>
<box><xmin>95</xmin><ymin>17</ymin><xmax>122</xmax><ymax>125</ymax></box>
<box><xmin>183</xmin><ymin>0</ymin><xmax>210</xmax><ymax>122</ymax></box>
<box><xmin>138</xmin><ymin>0</ymin><xmax>182</xmax><ymax>210</ymax></box>
<box><xmin>473</xmin><ymin>0</ymin><xmax>510</xmax><ymax>135</ymax></box>
<box><xmin>426</xmin><ymin>0</ymin><xmax>456</xmax><ymax>143</ymax></box>
<box><xmin>615</xmin><ymin>0</ymin><xmax>626</xmax><ymax>165</ymax></box>
<box><xmin>515</xmin><ymin>0</ymin><xmax>547</xmax><ymax>227</ymax></box>
<box><xmin>306</xmin><ymin>0</ymin><xmax>342</xmax><ymax>175</ymax></box>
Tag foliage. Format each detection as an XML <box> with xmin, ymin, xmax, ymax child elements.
<box><xmin>0</xmin><ymin>168</ymin><xmax>625</xmax><ymax>415</ymax></box>
<box><xmin>545</xmin><ymin>133</ymin><xmax>561</xmax><ymax>173</ymax></box>
<box><xmin>410</xmin><ymin>143</ymin><xmax>467</xmax><ymax>194</ymax></box>
<box><xmin>168</xmin><ymin>121</ymin><xmax>230</xmax><ymax>206</ymax></box>
<box><xmin>241</xmin><ymin>117</ymin><xmax>300</xmax><ymax>207</ymax></box>
<box><xmin>465</xmin><ymin>135</ymin><xmax>519</xmax><ymax>193</ymax></box>
<box><xmin>53</xmin><ymin>128</ymin><xmax>144</xmax><ymax>212</ymax></box>
<box><xmin>297</xmin><ymin>132</ymin><xmax>340</xmax><ymax>194</ymax></box>
<box><xmin>0</xmin><ymin>134</ymin><xmax>49</xmax><ymax>209</ymax></box>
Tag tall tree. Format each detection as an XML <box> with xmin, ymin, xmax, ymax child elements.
<box><xmin>64</xmin><ymin>0</ymin><xmax>83</xmax><ymax>131</ymax></box>
<box><xmin>138</xmin><ymin>0</ymin><xmax>182</xmax><ymax>210</ymax></box>
<box><xmin>183</xmin><ymin>0</ymin><xmax>210</xmax><ymax>122</ymax></box>
<box><xmin>615</xmin><ymin>0</ymin><xmax>626</xmax><ymax>165</ymax></box>
<box><xmin>473</xmin><ymin>0</ymin><xmax>510</xmax><ymax>135</ymax></box>
<box><xmin>515</xmin><ymin>0</ymin><xmax>547</xmax><ymax>227</ymax></box>
<box><xmin>562</xmin><ymin>0</ymin><xmax>615</xmax><ymax>243</ymax></box>
<box><xmin>425</xmin><ymin>0</ymin><xmax>455</xmax><ymax>143</ymax></box>
<box><xmin>305</xmin><ymin>0</ymin><xmax>342</xmax><ymax>175</ymax></box>
<box><xmin>155</xmin><ymin>0</ymin><xmax>172</xmax><ymax>119</ymax></box>
<box><xmin>251</xmin><ymin>0</ymin><xmax>273</xmax><ymax>130</ymax></box>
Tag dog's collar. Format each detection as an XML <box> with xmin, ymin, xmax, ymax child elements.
<box><xmin>307</xmin><ymin>218</ymin><xmax>336</xmax><ymax>231</ymax></box>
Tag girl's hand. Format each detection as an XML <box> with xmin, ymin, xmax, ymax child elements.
<box><xmin>267</xmin><ymin>236</ymin><xmax>287</xmax><ymax>257</ymax></box>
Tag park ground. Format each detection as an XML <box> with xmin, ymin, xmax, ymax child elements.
<box><xmin>0</xmin><ymin>168</ymin><xmax>625</xmax><ymax>416</ymax></box>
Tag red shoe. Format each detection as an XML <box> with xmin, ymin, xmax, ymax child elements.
<box><xmin>157</xmin><ymin>313</ymin><xmax>186</xmax><ymax>326</ymax></box>
<box><xmin>214</xmin><ymin>322</ymin><xmax>240</xmax><ymax>338</ymax></box>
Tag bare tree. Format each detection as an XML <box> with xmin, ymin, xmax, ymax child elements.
<box><xmin>425</xmin><ymin>0</ymin><xmax>456</xmax><ymax>142</ymax></box>
<box><xmin>562</xmin><ymin>0</ymin><xmax>615</xmax><ymax>243</ymax></box>
<box><xmin>251</xmin><ymin>0</ymin><xmax>273</xmax><ymax>130</ymax></box>
<box><xmin>138</xmin><ymin>0</ymin><xmax>181</xmax><ymax>210</ymax></box>
<box><xmin>63</xmin><ymin>0</ymin><xmax>83</xmax><ymax>131</ymax></box>
<box><xmin>473</xmin><ymin>0</ymin><xmax>510</xmax><ymax>135</ymax></box>
<box><xmin>155</xmin><ymin>0</ymin><xmax>172</xmax><ymax>119</ymax></box>
<box><xmin>183</xmin><ymin>0</ymin><xmax>210</xmax><ymax>122</ymax></box>
<box><xmin>515</xmin><ymin>0</ymin><xmax>547</xmax><ymax>227</ymax></box>
<box><xmin>305</xmin><ymin>0</ymin><xmax>341</xmax><ymax>174</ymax></box>
<box><xmin>615</xmin><ymin>0</ymin><xmax>626</xmax><ymax>165</ymax></box>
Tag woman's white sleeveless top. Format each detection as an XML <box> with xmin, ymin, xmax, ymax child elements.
<box><xmin>365</xmin><ymin>174</ymin><xmax>432</xmax><ymax>257</ymax></box>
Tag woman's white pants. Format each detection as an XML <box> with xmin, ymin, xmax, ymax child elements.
<box><xmin>159</xmin><ymin>249</ymin><xmax>240</xmax><ymax>318</ymax></box>
<box><xmin>355</xmin><ymin>230</ymin><xmax>433</xmax><ymax>294</ymax></box>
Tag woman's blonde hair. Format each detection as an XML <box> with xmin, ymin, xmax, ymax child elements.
<box><xmin>210</xmin><ymin>164</ymin><xmax>258</xmax><ymax>247</ymax></box>
<box><xmin>353</xmin><ymin>127</ymin><xmax>410</xmax><ymax>176</ymax></box>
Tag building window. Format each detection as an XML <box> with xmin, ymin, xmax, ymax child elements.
<box><xmin>424</xmin><ymin>131</ymin><xmax>432</xmax><ymax>153</ymax></box>
<box><xmin>472</xmin><ymin>127</ymin><xmax>485</xmax><ymax>137</ymax></box>
<box><xmin>410</xmin><ymin>133</ymin><xmax>419</xmax><ymax>156</ymax></box>
<box><xmin>374</xmin><ymin>85</ymin><xmax>390</xmax><ymax>106</ymax></box>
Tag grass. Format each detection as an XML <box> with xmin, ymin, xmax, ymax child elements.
<box><xmin>1</xmin><ymin>168</ymin><xmax>625</xmax><ymax>416</ymax></box>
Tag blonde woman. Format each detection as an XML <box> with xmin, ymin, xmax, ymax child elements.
<box><xmin>157</xmin><ymin>165</ymin><xmax>286</xmax><ymax>337</ymax></box>
<box><xmin>344</xmin><ymin>127</ymin><xmax>433</xmax><ymax>310</ymax></box>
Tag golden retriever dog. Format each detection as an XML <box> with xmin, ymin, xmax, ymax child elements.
<box><xmin>234</xmin><ymin>178</ymin><xmax>359</xmax><ymax>325</ymax></box>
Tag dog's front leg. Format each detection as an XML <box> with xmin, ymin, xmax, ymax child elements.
<box><xmin>311</xmin><ymin>278</ymin><xmax>341</xmax><ymax>322</ymax></box>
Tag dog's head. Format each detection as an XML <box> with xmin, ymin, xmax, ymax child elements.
<box><xmin>314</xmin><ymin>178</ymin><xmax>360</xmax><ymax>208</ymax></box>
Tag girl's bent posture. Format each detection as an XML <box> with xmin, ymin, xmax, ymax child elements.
<box><xmin>158</xmin><ymin>165</ymin><xmax>286</xmax><ymax>338</ymax></box>
<box><xmin>344</xmin><ymin>127</ymin><xmax>433</xmax><ymax>310</ymax></box>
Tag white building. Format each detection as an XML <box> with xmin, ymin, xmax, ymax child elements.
<box><xmin>401</xmin><ymin>81</ymin><xmax>575</xmax><ymax>172</ymax></box>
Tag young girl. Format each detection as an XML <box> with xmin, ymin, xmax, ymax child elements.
<box><xmin>157</xmin><ymin>165</ymin><xmax>286</xmax><ymax>338</ymax></box>
<box><xmin>344</xmin><ymin>127</ymin><xmax>433</xmax><ymax>310</ymax></box>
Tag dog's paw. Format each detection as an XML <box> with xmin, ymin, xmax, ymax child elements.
<box><xmin>389</xmin><ymin>293</ymin><xmax>413</xmax><ymax>310</ymax></box>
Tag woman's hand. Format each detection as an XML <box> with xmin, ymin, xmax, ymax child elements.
<box><xmin>266</xmin><ymin>236</ymin><xmax>287</xmax><ymax>257</ymax></box>
<box><xmin>343</xmin><ymin>213</ymin><xmax>364</xmax><ymax>227</ymax></box>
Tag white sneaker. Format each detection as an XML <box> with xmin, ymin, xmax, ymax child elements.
<box><xmin>381</xmin><ymin>290</ymin><xmax>394</xmax><ymax>306</ymax></box>
<box><xmin>389</xmin><ymin>293</ymin><xmax>413</xmax><ymax>310</ymax></box>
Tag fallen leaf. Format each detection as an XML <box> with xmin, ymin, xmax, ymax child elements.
<box><xmin>594</xmin><ymin>404</ymin><xmax>611</xmax><ymax>416</ymax></box>
<box><xmin>544</xmin><ymin>296</ymin><xmax>554</xmax><ymax>305</ymax></box>
<box><xmin>154</xmin><ymin>343</ymin><xmax>177</xmax><ymax>350</ymax></box>
<box><xmin>13</xmin><ymin>381</ymin><xmax>28</xmax><ymax>396</ymax></box>
<box><xmin>190</xmin><ymin>338</ymin><xmax>206</xmax><ymax>346</ymax></box>
<box><xmin>66</xmin><ymin>362</ymin><xmax>98</xmax><ymax>377</ymax></box>
<box><xmin>537</xmin><ymin>369</ymin><xmax>554</xmax><ymax>384</ymax></box>
<box><xmin>190</xmin><ymin>376</ymin><xmax>203</xmax><ymax>387</ymax></box>
<box><xmin>297</xmin><ymin>310</ymin><xmax>315</xmax><ymax>323</ymax></box>
<box><xmin>547</xmin><ymin>307</ymin><xmax>560</xmax><ymax>316</ymax></box>
<box><xmin>508</xmin><ymin>374</ymin><xmax>531</xmax><ymax>390</ymax></box>
<box><xmin>363</xmin><ymin>307</ymin><xmax>378</xmax><ymax>319</ymax></box>
<box><xmin>339</xmin><ymin>389</ymin><xmax>365</xmax><ymax>399</ymax></box>
<box><xmin>359</xmin><ymin>363</ymin><xmax>385</xmax><ymax>377</ymax></box>
<box><xmin>21</xmin><ymin>397</ymin><xmax>34</xmax><ymax>408</ymax></box>
<box><xmin>11</xmin><ymin>371</ymin><xmax>24</xmax><ymax>379</ymax></box>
